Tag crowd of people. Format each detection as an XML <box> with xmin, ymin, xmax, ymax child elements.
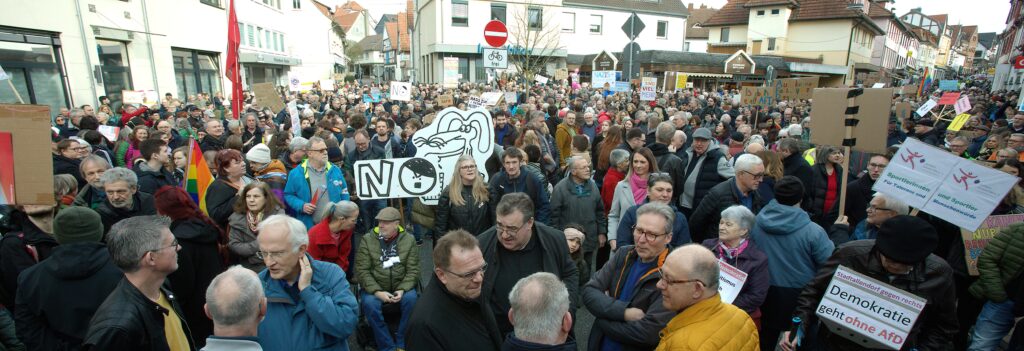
<box><xmin>0</xmin><ymin>74</ymin><xmax>1022</xmax><ymax>351</ymax></box>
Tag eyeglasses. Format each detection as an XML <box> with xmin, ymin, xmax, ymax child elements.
<box><xmin>460</xmin><ymin>165</ymin><xmax>478</xmax><ymax>170</ymax></box>
<box><xmin>307</xmin><ymin>148</ymin><xmax>328</xmax><ymax>154</ymax></box>
<box><xmin>497</xmin><ymin>221</ymin><xmax>529</xmax><ymax>235</ymax></box>
<box><xmin>633</xmin><ymin>225</ymin><xmax>669</xmax><ymax>242</ymax></box>
<box><xmin>658</xmin><ymin>268</ymin><xmax>704</xmax><ymax>286</ymax></box>
<box><xmin>445</xmin><ymin>263</ymin><xmax>487</xmax><ymax>279</ymax></box>
<box><xmin>740</xmin><ymin>170</ymin><xmax>765</xmax><ymax>179</ymax></box>
<box><xmin>255</xmin><ymin>250</ymin><xmax>290</xmax><ymax>260</ymax></box>
<box><xmin>867</xmin><ymin>163</ymin><xmax>888</xmax><ymax>169</ymax></box>
<box><xmin>867</xmin><ymin>205</ymin><xmax>892</xmax><ymax>212</ymax></box>
<box><xmin>149</xmin><ymin>239</ymin><xmax>179</xmax><ymax>254</ymax></box>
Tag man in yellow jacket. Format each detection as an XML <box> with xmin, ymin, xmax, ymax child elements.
<box><xmin>655</xmin><ymin>244</ymin><xmax>760</xmax><ymax>351</ymax></box>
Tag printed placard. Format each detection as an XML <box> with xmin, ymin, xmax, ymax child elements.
<box><xmin>961</xmin><ymin>214</ymin><xmax>1024</xmax><ymax>275</ymax></box>
<box><xmin>535</xmin><ymin>75</ymin><xmax>549</xmax><ymax>85</ymax></box>
<box><xmin>954</xmin><ymin>96</ymin><xmax>972</xmax><ymax>114</ymax></box>
<box><xmin>718</xmin><ymin>261</ymin><xmax>748</xmax><ymax>305</ymax></box>
<box><xmin>947</xmin><ymin>113</ymin><xmax>971</xmax><ymax>132</ymax></box>
<box><xmin>938</xmin><ymin>92</ymin><xmax>961</xmax><ymax>105</ymax></box>
<box><xmin>816</xmin><ymin>265</ymin><xmax>926</xmax><ymax>350</ymax></box>
<box><xmin>640</xmin><ymin>77</ymin><xmax>657</xmax><ymax>101</ymax></box>
<box><xmin>390</xmin><ymin>81</ymin><xmax>411</xmax><ymax>101</ymax></box>
<box><xmin>592</xmin><ymin>71</ymin><xmax>617</xmax><ymax>89</ymax></box>
<box><xmin>915</xmin><ymin>99</ymin><xmax>937</xmax><ymax>117</ymax></box>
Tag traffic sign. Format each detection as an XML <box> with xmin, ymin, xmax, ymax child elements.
<box><xmin>622</xmin><ymin>13</ymin><xmax>645</xmax><ymax>41</ymax></box>
<box><xmin>622</xmin><ymin>42</ymin><xmax>641</xmax><ymax>80</ymax></box>
<box><xmin>484</xmin><ymin>20</ymin><xmax>508</xmax><ymax>48</ymax></box>
<box><xmin>483</xmin><ymin>48</ymin><xmax>507</xmax><ymax>69</ymax></box>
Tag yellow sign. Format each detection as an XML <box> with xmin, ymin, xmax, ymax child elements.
<box><xmin>988</xmin><ymin>67</ymin><xmax>996</xmax><ymax>75</ymax></box>
<box><xmin>947</xmin><ymin>113</ymin><xmax>971</xmax><ymax>132</ymax></box>
<box><xmin>675</xmin><ymin>73</ymin><xmax>688</xmax><ymax>91</ymax></box>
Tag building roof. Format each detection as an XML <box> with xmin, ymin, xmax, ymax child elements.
<box><xmin>866</xmin><ymin>1</ymin><xmax>892</xmax><ymax>18</ymax></box>
<box><xmin>930</xmin><ymin>14</ymin><xmax>947</xmax><ymax>24</ymax></box>
<box><xmin>566</xmin><ymin>50</ymin><xmax>790</xmax><ymax>72</ymax></box>
<box><xmin>384</xmin><ymin>13</ymin><xmax>410</xmax><ymax>52</ymax></box>
<box><xmin>686</xmin><ymin>5</ymin><xmax>719</xmax><ymax>39</ymax></box>
<box><xmin>911</xmin><ymin>26</ymin><xmax>938</xmax><ymax>46</ymax></box>
<box><xmin>977</xmin><ymin>32</ymin><xmax>997</xmax><ymax>48</ymax></box>
<box><xmin>562</xmin><ymin>0</ymin><xmax>690</xmax><ymax>18</ymax></box>
<box><xmin>334</xmin><ymin>1</ymin><xmax>366</xmax><ymax>31</ymax></box>
<box><xmin>961</xmin><ymin>25</ymin><xmax>977</xmax><ymax>38</ymax></box>
<box><xmin>703</xmin><ymin>0</ymin><xmax>885</xmax><ymax>34</ymax></box>
<box><xmin>357</xmin><ymin>34</ymin><xmax>382</xmax><ymax>52</ymax></box>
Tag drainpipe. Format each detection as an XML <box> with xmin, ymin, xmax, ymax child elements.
<box><xmin>74</xmin><ymin>0</ymin><xmax>99</xmax><ymax>103</ymax></box>
<box><xmin>140</xmin><ymin>0</ymin><xmax>160</xmax><ymax>94</ymax></box>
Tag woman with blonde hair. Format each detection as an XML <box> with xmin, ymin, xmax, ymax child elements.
<box><xmin>434</xmin><ymin>154</ymin><xmax>492</xmax><ymax>236</ymax></box>
<box><xmin>755</xmin><ymin>149</ymin><xmax>784</xmax><ymax>201</ymax></box>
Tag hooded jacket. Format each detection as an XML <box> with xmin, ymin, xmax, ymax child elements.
<box><xmin>969</xmin><ymin>223</ymin><xmax>1024</xmax><ymax>303</ymax></box>
<box><xmin>283</xmin><ymin>160</ymin><xmax>350</xmax><ymax>229</ymax></box>
<box><xmin>252</xmin><ymin>159</ymin><xmax>288</xmax><ymax>205</ymax></box>
<box><xmin>749</xmin><ymin>199</ymin><xmax>834</xmax><ymax>288</ymax></box>
<box><xmin>14</xmin><ymin>242</ymin><xmax>121</xmax><ymax>350</ymax></box>
<box><xmin>95</xmin><ymin>191</ymin><xmax>157</xmax><ymax>234</ymax></box>
<box><xmin>353</xmin><ymin>227</ymin><xmax>419</xmax><ymax>293</ymax></box>
<box><xmin>654</xmin><ymin>293</ymin><xmax>759</xmax><ymax>351</ymax></box>
<box><xmin>167</xmin><ymin>218</ymin><xmax>224</xmax><ymax>348</ymax></box>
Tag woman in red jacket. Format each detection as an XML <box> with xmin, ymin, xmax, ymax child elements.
<box><xmin>307</xmin><ymin>200</ymin><xmax>359</xmax><ymax>272</ymax></box>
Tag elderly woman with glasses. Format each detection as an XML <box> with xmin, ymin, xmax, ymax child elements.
<box><xmin>700</xmin><ymin>205</ymin><xmax>769</xmax><ymax>327</ymax></box>
<box><xmin>615</xmin><ymin>172</ymin><xmax>691</xmax><ymax>248</ymax></box>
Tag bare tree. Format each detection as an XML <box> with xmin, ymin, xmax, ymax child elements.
<box><xmin>507</xmin><ymin>2</ymin><xmax>564</xmax><ymax>83</ymax></box>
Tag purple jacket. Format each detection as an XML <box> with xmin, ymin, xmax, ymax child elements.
<box><xmin>700</xmin><ymin>238</ymin><xmax>771</xmax><ymax>315</ymax></box>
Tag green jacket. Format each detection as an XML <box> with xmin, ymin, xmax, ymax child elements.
<box><xmin>969</xmin><ymin>223</ymin><xmax>1024</xmax><ymax>302</ymax></box>
<box><xmin>354</xmin><ymin>227</ymin><xmax>419</xmax><ymax>293</ymax></box>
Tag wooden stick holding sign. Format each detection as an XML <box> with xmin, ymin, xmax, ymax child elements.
<box><xmin>0</xmin><ymin>66</ymin><xmax>24</xmax><ymax>104</ymax></box>
<box><xmin>811</xmin><ymin>88</ymin><xmax>893</xmax><ymax>218</ymax></box>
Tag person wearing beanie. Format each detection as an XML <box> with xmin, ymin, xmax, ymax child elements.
<box><xmin>780</xmin><ymin>215</ymin><xmax>957</xmax><ymax>351</ymax></box>
<box><xmin>749</xmin><ymin>175</ymin><xmax>834</xmax><ymax>349</ymax></box>
<box><xmin>246</xmin><ymin>143</ymin><xmax>288</xmax><ymax>204</ymax></box>
<box><xmin>14</xmin><ymin>207</ymin><xmax>121</xmax><ymax>350</ymax></box>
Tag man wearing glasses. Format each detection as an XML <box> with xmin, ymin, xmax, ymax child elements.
<box><xmin>582</xmin><ymin>202</ymin><xmax>679</xmax><ymax>351</ymax></box>
<box><xmin>406</xmin><ymin>230</ymin><xmax>503</xmax><ymax>351</ymax></box>
<box><xmin>478</xmin><ymin>193</ymin><xmax>578</xmax><ymax>337</ymax></box>
<box><xmin>689</xmin><ymin>154</ymin><xmax>767</xmax><ymax>242</ymax></box>
<box><xmin>85</xmin><ymin>216</ymin><xmax>194</xmax><ymax>350</ymax></box>
<box><xmin>655</xmin><ymin>244</ymin><xmax>759</xmax><ymax>350</ymax></box>
<box><xmin>831</xmin><ymin>193</ymin><xmax>908</xmax><ymax>245</ymax></box>
<box><xmin>284</xmin><ymin>136</ymin><xmax>350</xmax><ymax>229</ymax></box>
<box><xmin>843</xmin><ymin>153</ymin><xmax>890</xmax><ymax>228</ymax></box>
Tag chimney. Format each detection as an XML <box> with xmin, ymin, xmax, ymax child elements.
<box><xmin>688</xmin><ymin>3</ymin><xmax>694</xmax><ymax>10</ymax></box>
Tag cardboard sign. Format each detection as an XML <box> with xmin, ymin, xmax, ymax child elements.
<box><xmin>741</xmin><ymin>86</ymin><xmax>774</xmax><ymax>107</ymax></box>
<box><xmin>954</xmin><ymin>96</ymin><xmax>972</xmax><ymax>114</ymax></box>
<box><xmin>97</xmin><ymin>125</ymin><xmax>120</xmax><ymax>143</ymax></box>
<box><xmin>962</xmin><ymin>214</ymin><xmax>1024</xmax><ymax>276</ymax></box>
<box><xmin>947</xmin><ymin>113</ymin><xmax>971</xmax><ymax>132</ymax></box>
<box><xmin>640</xmin><ymin>77</ymin><xmax>657</xmax><ymax>101</ymax></box>
<box><xmin>0</xmin><ymin>105</ymin><xmax>55</xmax><ymax>205</ymax></box>
<box><xmin>915</xmin><ymin>99</ymin><xmax>937</xmax><ymax>117</ymax></box>
<box><xmin>354</xmin><ymin>107</ymin><xmax>494</xmax><ymax>205</ymax></box>
<box><xmin>390</xmin><ymin>81</ymin><xmax>411</xmax><ymax>101</ymax></box>
<box><xmin>938</xmin><ymin>92</ymin><xmax>961</xmax><ymax>105</ymax></box>
<box><xmin>894</xmin><ymin>102</ymin><xmax>914</xmax><ymax>121</ymax></box>
<box><xmin>555</xmin><ymin>68</ymin><xmax>568</xmax><ymax>81</ymax></box>
<box><xmin>718</xmin><ymin>261</ymin><xmax>748</xmax><ymax>305</ymax></box>
<box><xmin>435</xmin><ymin>94</ymin><xmax>453</xmax><ymax>107</ymax></box>
<box><xmin>122</xmin><ymin>90</ymin><xmax>160</xmax><ymax>106</ymax></box>
<box><xmin>535</xmin><ymin>74</ymin><xmax>549</xmax><ymax>85</ymax></box>
<box><xmin>809</xmin><ymin>88</ymin><xmax>891</xmax><ymax>155</ymax></box>
<box><xmin>793</xmin><ymin>77</ymin><xmax>819</xmax><ymax>100</ymax></box>
<box><xmin>592</xmin><ymin>71</ymin><xmax>617</xmax><ymax>89</ymax></box>
<box><xmin>252</xmin><ymin>83</ymin><xmax>285</xmax><ymax>113</ymax></box>
<box><xmin>939</xmin><ymin>80</ymin><xmax>959</xmax><ymax>91</ymax></box>
<box><xmin>873</xmin><ymin>138</ymin><xmax>1018</xmax><ymax>231</ymax></box>
<box><xmin>816</xmin><ymin>265</ymin><xmax>926</xmax><ymax>350</ymax></box>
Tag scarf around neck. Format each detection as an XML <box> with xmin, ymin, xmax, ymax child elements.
<box><xmin>629</xmin><ymin>173</ymin><xmax>648</xmax><ymax>204</ymax></box>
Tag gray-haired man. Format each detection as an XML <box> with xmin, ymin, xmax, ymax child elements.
<box><xmin>503</xmin><ymin>272</ymin><xmax>576</xmax><ymax>350</ymax></box>
<box><xmin>93</xmin><ymin>167</ymin><xmax>157</xmax><ymax>234</ymax></box>
<box><xmin>201</xmin><ymin>266</ymin><xmax>267</xmax><ymax>351</ymax></box>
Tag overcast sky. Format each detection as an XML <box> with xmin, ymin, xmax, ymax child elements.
<box><xmin>347</xmin><ymin>0</ymin><xmax>1010</xmax><ymax>34</ymax></box>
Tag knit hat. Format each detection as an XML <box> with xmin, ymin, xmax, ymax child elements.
<box><xmin>376</xmin><ymin>207</ymin><xmax>401</xmax><ymax>222</ymax></box>
<box><xmin>246</xmin><ymin>144</ymin><xmax>272</xmax><ymax>164</ymax></box>
<box><xmin>730</xmin><ymin>131</ymin><xmax>745</xmax><ymax>143</ymax></box>
<box><xmin>328</xmin><ymin>146</ymin><xmax>343</xmax><ymax>164</ymax></box>
<box><xmin>875</xmin><ymin>216</ymin><xmax>937</xmax><ymax>264</ymax></box>
<box><xmin>774</xmin><ymin>176</ymin><xmax>804</xmax><ymax>206</ymax></box>
<box><xmin>53</xmin><ymin>207</ymin><xmax>104</xmax><ymax>244</ymax></box>
<box><xmin>563</xmin><ymin>228</ymin><xmax>585</xmax><ymax>242</ymax></box>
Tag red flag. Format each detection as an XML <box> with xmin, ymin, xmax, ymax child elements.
<box><xmin>226</xmin><ymin>0</ymin><xmax>242</xmax><ymax>120</ymax></box>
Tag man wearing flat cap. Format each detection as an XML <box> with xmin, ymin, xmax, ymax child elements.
<box><xmin>354</xmin><ymin>207</ymin><xmax>419</xmax><ymax>351</ymax></box>
<box><xmin>778</xmin><ymin>215</ymin><xmax>958</xmax><ymax>351</ymax></box>
<box><xmin>913</xmin><ymin>118</ymin><xmax>942</xmax><ymax>147</ymax></box>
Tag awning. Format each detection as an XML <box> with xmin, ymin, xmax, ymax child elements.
<box><xmin>680</xmin><ymin>72</ymin><xmax>734</xmax><ymax>78</ymax></box>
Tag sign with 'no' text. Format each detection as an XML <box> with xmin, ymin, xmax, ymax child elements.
<box><xmin>816</xmin><ymin>266</ymin><xmax>926</xmax><ymax>350</ymax></box>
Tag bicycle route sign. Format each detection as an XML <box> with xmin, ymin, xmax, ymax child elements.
<box><xmin>483</xmin><ymin>48</ymin><xmax>508</xmax><ymax>69</ymax></box>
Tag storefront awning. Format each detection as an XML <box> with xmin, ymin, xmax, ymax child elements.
<box><xmin>680</xmin><ymin>72</ymin><xmax>734</xmax><ymax>78</ymax></box>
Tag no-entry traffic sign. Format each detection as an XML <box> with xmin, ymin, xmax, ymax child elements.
<box><xmin>484</xmin><ymin>20</ymin><xmax>508</xmax><ymax>48</ymax></box>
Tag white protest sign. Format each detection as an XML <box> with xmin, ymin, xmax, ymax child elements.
<box><xmin>872</xmin><ymin>83</ymin><xmax>886</xmax><ymax>88</ymax></box>
<box><xmin>873</xmin><ymin>138</ymin><xmax>1018</xmax><ymax>231</ymax></box>
<box><xmin>390</xmin><ymin>81</ymin><xmax>411</xmax><ymax>101</ymax></box>
<box><xmin>288</xmin><ymin>72</ymin><xmax>301</xmax><ymax>92</ymax></box>
<box><xmin>816</xmin><ymin>265</ymin><xmax>926</xmax><ymax>350</ymax></box>
<box><xmin>592</xmin><ymin>71</ymin><xmax>616</xmax><ymax>89</ymax></box>
<box><xmin>354</xmin><ymin>107</ymin><xmax>494</xmax><ymax>205</ymax></box>
<box><xmin>535</xmin><ymin>74</ymin><xmax>549</xmax><ymax>85</ymax></box>
<box><xmin>954</xmin><ymin>96</ymin><xmax>972</xmax><ymax>114</ymax></box>
<box><xmin>98</xmin><ymin>125</ymin><xmax>120</xmax><ymax>143</ymax></box>
<box><xmin>483</xmin><ymin>48</ymin><xmax>507</xmax><ymax>69</ymax></box>
<box><xmin>717</xmin><ymin>261</ymin><xmax>748</xmax><ymax>305</ymax></box>
<box><xmin>319</xmin><ymin>79</ymin><xmax>335</xmax><ymax>91</ymax></box>
<box><xmin>640</xmin><ymin>77</ymin><xmax>657</xmax><ymax>101</ymax></box>
<box><xmin>287</xmin><ymin>100</ymin><xmax>300</xmax><ymax>136</ymax></box>
<box><xmin>481</xmin><ymin>92</ymin><xmax>503</xmax><ymax>106</ymax></box>
<box><xmin>467</xmin><ymin>95</ymin><xmax>488</xmax><ymax>109</ymax></box>
<box><xmin>915</xmin><ymin>99</ymin><xmax>937</xmax><ymax>118</ymax></box>
<box><xmin>504</xmin><ymin>91</ymin><xmax>517</xmax><ymax>105</ymax></box>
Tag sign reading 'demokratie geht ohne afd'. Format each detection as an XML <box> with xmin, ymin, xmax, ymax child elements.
<box><xmin>353</xmin><ymin>107</ymin><xmax>494</xmax><ymax>205</ymax></box>
<box><xmin>872</xmin><ymin>137</ymin><xmax>1018</xmax><ymax>231</ymax></box>
<box><xmin>816</xmin><ymin>265</ymin><xmax>926</xmax><ymax>350</ymax></box>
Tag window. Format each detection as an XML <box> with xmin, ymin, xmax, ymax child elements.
<box><xmin>172</xmin><ymin>48</ymin><xmax>222</xmax><ymax>99</ymax></box>
<box><xmin>292</xmin><ymin>0</ymin><xmax>299</xmax><ymax>9</ymax></box>
<box><xmin>491</xmin><ymin>3</ymin><xmax>505</xmax><ymax>23</ymax></box>
<box><xmin>767</xmin><ymin>37</ymin><xmax>776</xmax><ymax>51</ymax></box>
<box><xmin>684</xmin><ymin>41</ymin><xmax>690</xmax><ymax>51</ymax></box>
<box><xmin>0</xmin><ymin>30</ymin><xmax>71</xmax><ymax>114</ymax></box>
<box><xmin>590</xmin><ymin>14</ymin><xmax>602</xmax><ymax>34</ymax></box>
<box><xmin>200</xmin><ymin>0</ymin><xmax>221</xmax><ymax>7</ymax></box>
<box><xmin>265</xmin><ymin>30</ymin><xmax>272</xmax><ymax>50</ymax></box>
<box><xmin>757</xmin><ymin>10</ymin><xmax>765</xmax><ymax>16</ymax></box>
<box><xmin>452</xmin><ymin>0</ymin><xmax>468</xmax><ymax>26</ymax></box>
<box><xmin>771</xmin><ymin>9</ymin><xmax>780</xmax><ymax>15</ymax></box>
<box><xmin>528</xmin><ymin>7</ymin><xmax>543</xmax><ymax>30</ymax></box>
<box><xmin>96</xmin><ymin>39</ymin><xmax>133</xmax><ymax>112</ymax></box>
<box><xmin>562</xmin><ymin>12</ymin><xmax>575</xmax><ymax>32</ymax></box>
<box><xmin>657</xmin><ymin>21</ymin><xmax>668</xmax><ymax>38</ymax></box>
<box><xmin>238</xmin><ymin>23</ymin><xmax>245</xmax><ymax>44</ymax></box>
<box><xmin>256</xmin><ymin>27</ymin><xmax>264</xmax><ymax>48</ymax></box>
<box><xmin>721</xmin><ymin>27</ymin><xmax>730</xmax><ymax>42</ymax></box>
<box><xmin>278</xmin><ymin>33</ymin><xmax>285</xmax><ymax>51</ymax></box>
<box><xmin>246</xmin><ymin>25</ymin><xmax>255</xmax><ymax>46</ymax></box>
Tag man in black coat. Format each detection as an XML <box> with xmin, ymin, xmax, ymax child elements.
<box><xmin>650</xmin><ymin>122</ymin><xmax>686</xmax><ymax>206</ymax></box>
<box><xmin>477</xmin><ymin>193</ymin><xmax>578</xmax><ymax>336</ymax></box>
<box><xmin>689</xmin><ymin>154</ymin><xmax>767</xmax><ymax>242</ymax></box>
<box><xmin>93</xmin><ymin>167</ymin><xmax>157</xmax><ymax>234</ymax></box>
<box><xmin>405</xmin><ymin>230</ymin><xmax>502</xmax><ymax>351</ymax></box>
<box><xmin>844</xmin><ymin>154</ymin><xmax>890</xmax><ymax>227</ymax></box>
<box><xmin>15</xmin><ymin>208</ymin><xmax>121</xmax><ymax>350</ymax></box>
<box><xmin>134</xmin><ymin>139</ymin><xmax>176</xmax><ymax>195</ymax></box>
<box><xmin>199</xmin><ymin>119</ymin><xmax>228</xmax><ymax>152</ymax></box>
<box><xmin>912</xmin><ymin>118</ymin><xmax>943</xmax><ymax>147</ymax></box>
<box><xmin>779</xmin><ymin>138</ymin><xmax>814</xmax><ymax>190</ymax></box>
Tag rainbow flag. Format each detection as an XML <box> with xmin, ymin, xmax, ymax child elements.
<box><xmin>184</xmin><ymin>139</ymin><xmax>214</xmax><ymax>214</ymax></box>
<box><xmin>918</xmin><ymin>67</ymin><xmax>931</xmax><ymax>96</ymax></box>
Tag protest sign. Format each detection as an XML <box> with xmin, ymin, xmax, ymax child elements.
<box><xmin>740</xmin><ymin>86</ymin><xmax>774</xmax><ymax>107</ymax></box>
<box><xmin>873</xmin><ymin>138</ymin><xmax>1018</xmax><ymax>231</ymax></box>
<box><xmin>640</xmin><ymin>77</ymin><xmax>657</xmax><ymax>101</ymax></box>
<box><xmin>718</xmin><ymin>261</ymin><xmax>748</xmax><ymax>305</ymax></box>
<box><xmin>0</xmin><ymin>104</ymin><xmax>54</xmax><ymax>205</ymax></box>
<box><xmin>793</xmin><ymin>77</ymin><xmax>819</xmax><ymax>100</ymax></box>
<box><xmin>354</xmin><ymin>107</ymin><xmax>494</xmax><ymax>205</ymax></box>
<box><xmin>443</xmin><ymin>57</ymin><xmax>460</xmax><ymax>88</ymax></box>
<box><xmin>962</xmin><ymin>214</ymin><xmax>1024</xmax><ymax>276</ymax></box>
<box><xmin>915</xmin><ymin>99</ymin><xmax>937</xmax><ymax>117</ymax></box>
<box><xmin>947</xmin><ymin>113</ymin><xmax>971</xmax><ymax>132</ymax></box>
<box><xmin>288</xmin><ymin>72</ymin><xmax>301</xmax><ymax>92</ymax></box>
<box><xmin>612</xmin><ymin>81</ymin><xmax>631</xmax><ymax>93</ymax></box>
<box><xmin>122</xmin><ymin>90</ymin><xmax>160</xmax><ymax>106</ymax></box>
<box><xmin>504</xmin><ymin>92</ymin><xmax>517</xmax><ymax>104</ymax></box>
<box><xmin>592</xmin><ymin>71</ymin><xmax>616</xmax><ymax>89</ymax></box>
<box><xmin>436</xmin><ymin>94</ymin><xmax>454</xmax><ymax>107</ymax></box>
<box><xmin>939</xmin><ymin>80</ymin><xmax>959</xmax><ymax>91</ymax></box>
<box><xmin>0</xmin><ymin>132</ymin><xmax>12</xmax><ymax>204</ymax></box>
<box><xmin>938</xmin><ymin>92</ymin><xmax>961</xmax><ymax>105</ymax></box>
<box><xmin>370</xmin><ymin>88</ymin><xmax>381</xmax><ymax>102</ymax></box>
<box><xmin>816</xmin><ymin>265</ymin><xmax>926</xmax><ymax>350</ymax></box>
<box><xmin>390</xmin><ymin>81</ymin><xmax>411</xmax><ymax>101</ymax></box>
<box><xmin>535</xmin><ymin>74</ymin><xmax>549</xmax><ymax>85</ymax></box>
<box><xmin>480</xmin><ymin>92</ymin><xmax>503</xmax><ymax>106</ymax></box>
<box><xmin>675</xmin><ymin>74</ymin><xmax>688</xmax><ymax>92</ymax></box>
<box><xmin>872</xmin><ymin>83</ymin><xmax>886</xmax><ymax>88</ymax></box>
<box><xmin>319</xmin><ymin>79</ymin><xmax>335</xmax><ymax>91</ymax></box>
<box><xmin>98</xmin><ymin>125</ymin><xmax>120</xmax><ymax>143</ymax></box>
<box><xmin>894</xmin><ymin>102</ymin><xmax>914</xmax><ymax>121</ymax></box>
<box><xmin>467</xmin><ymin>95</ymin><xmax>488</xmax><ymax>109</ymax></box>
<box><xmin>809</xmin><ymin>88</ymin><xmax>891</xmax><ymax>155</ymax></box>
<box><xmin>555</xmin><ymin>68</ymin><xmax>568</xmax><ymax>81</ymax></box>
<box><xmin>954</xmin><ymin>96</ymin><xmax>972</xmax><ymax>114</ymax></box>
<box><xmin>252</xmin><ymin>83</ymin><xmax>285</xmax><ymax>113</ymax></box>
<box><xmin>287</xmin><ymin>100</ymin><xmax>300</xmax><ymax>136</ymax></box>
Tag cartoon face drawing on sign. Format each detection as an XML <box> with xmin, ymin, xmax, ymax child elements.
<box><xmin>411</xmin><ymin>107</ymin><xmax>494</xmax><ymax>204</ymax></box>
<box><xmin>399</xmin><ymin>158</ymin><xmax>438</xmax><ymax>195</ymax></box>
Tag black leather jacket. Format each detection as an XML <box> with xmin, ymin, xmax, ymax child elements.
<box><xmin>83</xmin><ymin>278</ymin><xmax>196</xmax><ymax>351</ymax></box>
